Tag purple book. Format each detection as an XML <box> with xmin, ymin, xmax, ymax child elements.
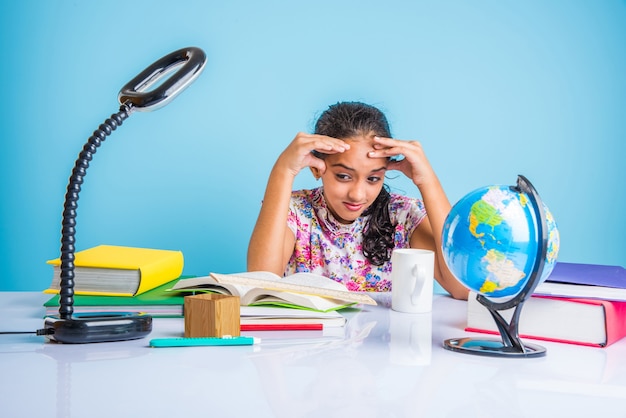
<box><xmin>546</xmin><ymin>262</ymin><xmax>626</xmax><ymax>289</ymax></box>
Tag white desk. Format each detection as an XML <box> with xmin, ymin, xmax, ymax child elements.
<box><xmin>1</xmin><ymin>292</ymin><xmax>625</xmax><ymax>418</ymax></box>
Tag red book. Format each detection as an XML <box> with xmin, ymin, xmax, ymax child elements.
<box><xmin>465</xmin><ymin>293</ymin><xmax>626</xmax><ymax>347</ymax></box>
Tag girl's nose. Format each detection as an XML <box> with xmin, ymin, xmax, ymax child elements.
<box><xmin>348</xmin><ymin>182</ymin><xmax>366</xmax><ymax>202</ymax></box>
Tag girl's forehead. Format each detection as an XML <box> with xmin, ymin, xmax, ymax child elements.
<box><xmin>343</xmin><ymin>135</ymin><xmax>387</xmax><ymax>160</ymax></box>
<box><xmin>343</xmin><ymin>135</ymin><xmax>375</xmax><ymax>154</ymax></box>
<box><xmin>326</xmin><ymin>137</ymin><xmax>388</xmax><ymax>170</ymax></box>
<box><xmin>343</xmin><ymin>133</ymin><xmax>375</xmax><ymax>143</ymax></box>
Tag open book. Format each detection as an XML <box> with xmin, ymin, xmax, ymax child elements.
<box><xmin>170</xmin><ymin>271</ymin><xmax>376</xmax><ymax>312</ymax></box>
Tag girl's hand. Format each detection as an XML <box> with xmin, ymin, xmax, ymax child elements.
<box><xmin>276</xmin><ymin>132</ymin><xmax>349</xmax><ymax>177</ymax></box>
<box><xmin>369</xmin><ymin>136</ymin><xmax>436</xmax><ymax>188</ymax></box>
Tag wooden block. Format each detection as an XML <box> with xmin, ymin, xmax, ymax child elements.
<box><xmin>184</xmin><ymin>294</ymin><xmax>240</xmax><ymax>338</ymax></box>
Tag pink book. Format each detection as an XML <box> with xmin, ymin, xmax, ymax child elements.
<box><xmin>465</xmin><ymin>294</ymin><xmax>626</xmax><ymax>348</ymax></box>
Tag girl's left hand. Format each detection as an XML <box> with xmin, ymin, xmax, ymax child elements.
<box><xmin>369</xmin><ymin>136</ymin><xmax>436</xmax><ymax>188</ymax></box>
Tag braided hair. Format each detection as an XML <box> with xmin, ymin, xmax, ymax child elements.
<box><xmin>314</xmin><ymin>102</ymin><xmax>395</xmax><ymax>266</ymax></box>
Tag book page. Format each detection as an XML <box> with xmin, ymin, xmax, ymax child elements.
<box><xmin>170</xmin><ymin>276</ymin><xmax>252</xmax><ymax>297</ymax></box>
<box><xmin>467</xmin><ymin>292</ymin><xmax>606</xmax><ymax>345</ymax></box>
<box><xmin>240</xmin><ymin>306</ymin><xmax>346</xmax><ymax>327</ymax></box>
<box><xmin>48</xmin><ymin>266</ymin><xmax>140</xmax><ymax>295</ymax></box>
<box><xmin>244</xmin><ymin>289</ymin><xmax>353</xmax><ymax>312</ymax></box>
<box><xmin>229</xmin><ymin>272</ymin><xmax>354</xmax><ymax>311</ymax></box>
<box><xmin>210</xmin><ymin>271</ymin><xmax>377</xmax><ymax>306</ymax></box>
<box><xmin>236</xmin><ymin>271</ymin><xmax>283</xmax><ymax>281</ymax></box>
<box><xmin>240</xmin><ymin>306</ymin><xmax>344</xmax><ymax>319</ymax></box>
<box><xmin>281</xmin><ymin>272</ymin><xmax>349</xmax><ymax>291</ymax></box>
<box><xmin>215</xmin><ymin>271</ymin><xmax>347</xmax><ymax>290</ymax></box>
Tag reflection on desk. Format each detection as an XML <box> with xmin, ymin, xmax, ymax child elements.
<box><xmin>1</xmin><ymin>292</ymin><xmax>625</xmax><ymax>418</ymax></box>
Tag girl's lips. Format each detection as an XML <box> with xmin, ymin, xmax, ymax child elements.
<box><xmin>343</xmin><ymin>202</ymin><xmax>364</xmax><ymax>211</ymax></box>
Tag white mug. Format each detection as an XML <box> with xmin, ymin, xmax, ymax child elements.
<box><xmin>391</xmin><ymin>249</ymin><xmax>435</xmax><ymax>313</ymax></box>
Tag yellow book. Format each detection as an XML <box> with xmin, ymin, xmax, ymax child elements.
<box><xmin>45</xmin><ymin>245</ymin><xmax>184</xmax><ymax>296</ymax></box>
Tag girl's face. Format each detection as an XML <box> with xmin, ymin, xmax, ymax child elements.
<box><xmin>319</xmin><ymin>135</ymin><xmax>388</xmax><ymax>224</ymax></box>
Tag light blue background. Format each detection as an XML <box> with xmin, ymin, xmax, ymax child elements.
<box><xmin>1</xmin><ymin>1</ymin><xmax>624</xmax><ymax>291</ymax></box>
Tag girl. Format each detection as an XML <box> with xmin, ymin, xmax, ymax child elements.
<box><xmin>247</xmin><ymin>102</ymin><xmax>468</xmax><ymax>300</ymax></box>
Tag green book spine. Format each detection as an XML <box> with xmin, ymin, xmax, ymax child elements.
<box><xmin>43</xmin><ymin>278</ymin><xmax>188</xmax><ymax>317</ymax></box>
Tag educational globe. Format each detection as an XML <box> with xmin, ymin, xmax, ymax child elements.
<box><xmin>442</xmin><ymin>183</ymin><xmax>560</xmax><ymax>299</ymax></box>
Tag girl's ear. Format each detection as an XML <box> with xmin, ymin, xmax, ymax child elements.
<box><xmin>310</xmin><ymin>166</ymin><xmax>322</xmax><ymax>180</ymax></box>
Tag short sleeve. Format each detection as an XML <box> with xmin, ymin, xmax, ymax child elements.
<box><xmin>389</xmin><ymin>194</ymin><xmax>426</xmax><ymax>247</ymax></box>
<box><xmin>286</xmin><ymin>189</ymin><xmax>316</xmax><ymax>236</ymax></box>
<box><xmin>286</xmin><ymin>197</ymin><xmax>299</xmax><ymax>236</ymax></box>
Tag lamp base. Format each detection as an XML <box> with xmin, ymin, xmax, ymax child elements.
<box><xmin>44</xmin><ymin>312</ymin><xmax>152</xmax><ymax>344</ymax></box>
<box><xmin>443</xmin><ymin>337</ymin><xmax>546</xmax><ymax>358</ymax></box>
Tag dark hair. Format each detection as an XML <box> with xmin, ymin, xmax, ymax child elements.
<box><xmin>314</xmin><ymin>102</ymin><xmax>395</xmax><ymax>266</ymax></box>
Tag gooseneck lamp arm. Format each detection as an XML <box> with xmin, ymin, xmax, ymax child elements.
<box><xmin>48</xmin><ymin>47</ymin><xmax>206</xmax><ymax>343</ymax></box>
<box><xmin>57</xmin><ymin>104</ymin><xmax>131</xmax><ymax>319</ymax></box>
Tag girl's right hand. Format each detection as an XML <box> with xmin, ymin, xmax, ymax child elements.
<box><xmin>276</xmin><ymin>132</ymin><xmax>349</xmax><ymax>177</ymax></box>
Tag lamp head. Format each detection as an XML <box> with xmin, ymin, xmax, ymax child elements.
<box><xmin>119</xmin><ymin>47</ymin><xmax>206</xmax><ymax>112</ymax></box>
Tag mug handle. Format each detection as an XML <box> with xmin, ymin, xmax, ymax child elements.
<box><xmin>410</xmin><ymin>265</ymin><xmax>426</xmax><ymax>305</ymax></box>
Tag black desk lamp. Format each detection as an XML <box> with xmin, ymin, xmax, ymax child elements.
<box><xmin>43</xmin><ymin>47</ymin><xmax>206</xmax><ymax>343</ymax></box>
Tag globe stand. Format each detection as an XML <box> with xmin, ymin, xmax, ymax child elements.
<box><xmin>443</xmin><ymin>175</ymin><xmax>549</xmax><ymax>358</ymax></box>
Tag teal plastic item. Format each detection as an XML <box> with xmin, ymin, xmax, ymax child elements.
<box><xmin>149</xmin><ymin>336</ymin><xmax>259</xmax><ymax>347</ymax></box>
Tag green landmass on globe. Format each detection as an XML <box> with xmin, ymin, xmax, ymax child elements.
<box><xmin>443</xmin><ymin>185</ymin><xmax>560</xmax><ymax>298</ymax></box>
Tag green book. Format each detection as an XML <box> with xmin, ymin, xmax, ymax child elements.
<box><xmin>44</xmin><ymin>279</ymin><xmax>185</xmax><ymax>318</ymax></box>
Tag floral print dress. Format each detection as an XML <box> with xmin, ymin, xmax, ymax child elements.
<box><xmin>285</xmin><ymin>187</ymin><xmax>426</xmax><ymax>291</ymax></box>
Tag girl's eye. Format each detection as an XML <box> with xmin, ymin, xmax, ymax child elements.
<box><xmin>368</xmin><ymin>176</ymin><xmax>382</xmax><ymax>183</ymax></box>
<box><xmin>336</xmin><ymin>173</ymin><xmax>351</xmax><ymax>181</ymax></box>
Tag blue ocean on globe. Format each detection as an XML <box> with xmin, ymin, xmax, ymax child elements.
<box><xmin>442</xmin><ymin>185</ymin><xmax>560</xmax><ymax>298</ymax></box>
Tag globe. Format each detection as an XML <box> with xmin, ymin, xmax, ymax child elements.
<box><xmin>442</xmin><ymin>182</ymin><xmax>560</xmax><ymax>299</ymax></box>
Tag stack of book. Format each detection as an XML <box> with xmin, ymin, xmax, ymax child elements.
<box><xmin>43</xmin><ymin>247</ymin><xmax>371</xmax><ymax>328</ymax></box>
<box><xmin>465</xmin><ymin>262</ymin><xmax>626</xmax><ymax>347</ymax></box>
<box><xmin>44</xmin><ymin>245</ymin><xmax>185</xmax><ymax>317</ymax></box>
